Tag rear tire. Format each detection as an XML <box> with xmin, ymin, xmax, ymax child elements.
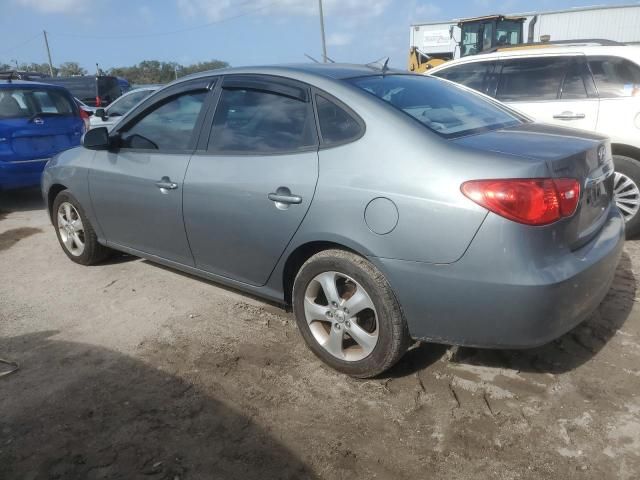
<box><xmin>52</xmin><ymin>191</ymin><xmax>111</xmax><ymax>265</ymax></box>
<box><xmin>292</xmin><ymin>249</ymin><xmax>410</xmax><ymax>378</ymax></box>
<box><xmin>612</xmin><ymin>155</ymin><xmax>640</xmax><ymax>239</ymax></box>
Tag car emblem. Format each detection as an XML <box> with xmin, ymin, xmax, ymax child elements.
<box><xmin>34</xmin><ymin>117</ymin><xmax>44</xmax><ymax>125</ymax></box>
<box><xmin>597</xmin><ymin>145</ymin><xmax>606</xmax><ymax>165</ymax></box>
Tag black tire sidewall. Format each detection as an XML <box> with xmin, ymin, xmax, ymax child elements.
<box><xmin>52</xmin><ymin>191</ymin><xmax>104</xmax><ymax>265</ymax></box>
<box><xmin>292</xmin><ymin>250</ymin><xmax>407</xmax><ymax>378</ymax></box>
<box><xmin>613</xmin><ymin>154</ymin><xmax>640</xmax><ymax>239</ymax></box>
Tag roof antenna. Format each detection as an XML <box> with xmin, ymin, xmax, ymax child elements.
<box><xmin>304</xmin><ymin>53</ymin><xmax>320</xmax><ymax>63</ymax></box>
<box><xmin>365</xmin><ymin>56</ymin><xmax>390</xmax><ymax>75</ymax></box>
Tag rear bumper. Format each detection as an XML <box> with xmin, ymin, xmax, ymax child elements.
<box><xmin>0</xmin><ymin>158</ymin><xmax>50</xmax><ymax>190</ymax></box>
<box><xmin>371</xmin><ymin>207</ymin><xmax>625</xmax><ymax>348</ymax></box>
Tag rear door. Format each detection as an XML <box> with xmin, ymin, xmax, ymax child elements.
<box><xmin>183</xmin><ymin>75</ymin><xmax>319</xmax><ymax>286</ymax></box>
<box><xmin>496</xmin><ymin>55</ymin><xmax>599</xmax><ymax>131</ymax></box>
<box><xmin>89</xmin><ymin>79</ymin><xmax>212</xmax><ymax>265</ymax></box>
<box><xmin>0</xmin><ymin>86</ymin><xmax>83</xmax><ymax>161</ymax></box>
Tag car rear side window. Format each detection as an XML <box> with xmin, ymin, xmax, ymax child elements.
<box><xmin>432</xmin><ymin>62</ymin><xmax>498</xmax><ymax>96</ymax></box>
<box><xmin>208</xmin><ymin>88</ymin><xmax>317</xmax><ymax>153</ymax></box>
<box><xmin>316</xmin><ymin>95</ymin><xmax>362</xmax><ymax>146</ymax></box>
<box><xmin>120</xmin><ymin>90</ymin><xmax>207</xmax><ymax>150</ymax></box>
<box><xmin>349</xmin><ymin>74</ymin><xmax>521</xmax><ymax>139</ymax></box>
<box><xmin>496</xmin><ymin>57</ymin><xmax>568</xmax><ymax>102</ymax></box>
<box><xmin>0</xmin><ymin>88</ymin><xmax>74</xmax><ymax>119</ymax></box>
<box><xmin>588</xmin><ymin>56</ymin><xmax>640</xmax><ymax>98</ymax></box>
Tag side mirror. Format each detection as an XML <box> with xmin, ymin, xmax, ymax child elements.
<box><xmin>95</xmin><ymin>108</ymin><xmax>107</xmax><ymax>120</ymax></box>
<box><xmin>83</xmin><ymin>127</ymin><xmax>111</xmax><ymax>150</ymax></box>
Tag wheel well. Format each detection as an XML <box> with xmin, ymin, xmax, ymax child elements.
<box><xmin>612</xmin><ymin>144</ymin><xmax>640</xmax><ymax>162</ymax></box>
<box><xmin>282</xmin><ymin>241</ymin><xmax>358</xmax><ymax>306</ymax></box>
<box><xmin>47</xmin><ymin>184</ymin><xmax>67</xmax><ymax>217</ymax></box>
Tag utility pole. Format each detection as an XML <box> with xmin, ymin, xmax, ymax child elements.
<box><xmin>43</xmin><ymin>30</ymin><xmax>54</xmax><ymax>76</ymax></box>
<box><xmin>318</xmin><ymin>0</ymin><xmax>327</xmax><ymax>63</ymax></box>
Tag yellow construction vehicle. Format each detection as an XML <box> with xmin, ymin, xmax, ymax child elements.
<box><xmin>409</xmin><ymin>14</ymin><xmax>526</xmax><ymax>73</ymax></box>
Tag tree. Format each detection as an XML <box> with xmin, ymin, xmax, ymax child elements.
<box><xmin>58</xmin><ymin>62</ymin><xmax>87</xmax><ymax>76</ymax></box>
<box><xmin>108</xmin><ymin>59</ymin><xmax>229</xmax><ymax>85</ymax></box>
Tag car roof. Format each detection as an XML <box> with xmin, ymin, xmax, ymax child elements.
<box><xmin>429</xmin><ymin>45</ymin><xmax>640</xmax><ymax>72</ymax></box>
<box><xmin>177</xmin><ymin>63</ymin><xmax>407</xmax><ymax>84</ymax></box>
<box><xmin>0</xmin><ymin>79</ymin><xmax>70</xmax><ymax>90</ymax></box>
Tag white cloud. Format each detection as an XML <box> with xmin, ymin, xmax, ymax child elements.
<box><xmin>326</xmin><ymin>32</ymin><xmax>353</xmax><ymax>47</ymax></box>
<box><xmin>16</xmin><ymin>0</ymin><xmax>85</xmax><ymax>14</ymax></box>
<box><xmin>176</xmin><ymin>0</ymin><xmax>391</xmax><ymax>22</ymax></box>
<box><xmin>414</xmin><ymin>3</ymin><xmax>441</xmax><ymax>20</ymax></box>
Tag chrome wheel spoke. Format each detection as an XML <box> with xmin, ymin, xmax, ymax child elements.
<box><xmin>57</xmin><ymin>202</ymin><xmax>86</xmax><ymax>257</ymax></box>
<box><xmin>347</xmin><ymin>321</ymin><xmax>378</xmax><ymax>353</ymax></box>
<box><xmin>72</xmin><ymin>232</ymin><xmax>84</xmax><ymax>248</ymax></box>
<box><xmin>324</xmin><ymin>326</ymin><xmax>345</xmax><ymax>359</ymax></box>
<box><xmin>316</xmin><ymin>271</ymin><xmax>340</xmax><ymax>305</ymax></box>
<box><xmin>57</xmin><ymin>213</ymin><xmax>68</xmax><ymax>227</ymax></box>
<box><xmin>64</xmin><ymin>203</ymin><xmax>72</xmax><ymax>222</ymax></box>
<box><xmin>344</xmin><ymin>288</ymin><xmax>373</xmax><ymax>317</ymax></box>
<box><xmin>63</xmin><ymin>233</ymin><xmax>74</xmax><ymax>249</ymax></box>
<box><xmin>304</xmin><ymin>297</ymin><xmax>328</xmax><ymax>323</ymax></box>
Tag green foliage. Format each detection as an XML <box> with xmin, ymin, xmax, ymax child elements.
<box><xmin>58</xmin><ymin>62</ymin><xmax>87</xmax><ymax>76</ymax></box>
<box><xmin>109</xmin><ymin>59</ymin><xmax>229</xmax><ymax>84</ymax></box>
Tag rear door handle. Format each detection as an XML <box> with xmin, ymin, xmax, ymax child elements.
<box><xmin>155</xmin><ymin>176</ymin><xmax>178</xmax><ymax>190</ymax></box>
<box><xmin>553</xmin><ymin>111</ymin><xmax>586</xmax><ymax>120</ymax></box>
<box><xmin>268</xmin><ymin>192</ymin><xmax>302</xmax><ymax>204</ymax></box>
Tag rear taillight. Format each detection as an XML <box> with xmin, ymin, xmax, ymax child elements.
<box><xmin>79</xmin><ymin>108</ymin><xmax>90</xmax><ymax>132</ymax></box>
<box><xmin>461</xmin><ymin>178</ymin><xmax>580</xmax><ymax>226</ymax></box>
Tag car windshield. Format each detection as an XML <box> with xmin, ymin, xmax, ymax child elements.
<box><xmin>0</xmin><ymin>87</ymin><xmax>75</xmax><ymax>119</ymax></box>
<box><xmin>348</xmin><ymin>74</ymin><xmax>522</xmax><ymax>138</ymax></box>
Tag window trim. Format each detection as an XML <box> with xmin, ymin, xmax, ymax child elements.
<box><xmin>312</xmin><ymin>89</ymin><xmax>366</xmax><ymax>149</ymax></box>
<box><xmin>111</xmin><ymin>78</ymin><xmax>216</xmax><ymax>154</ymax></box>
<box><xmin>203</xmin><ymin>74</ymin><xmax>320</xmax><ymax>157</ymax></box>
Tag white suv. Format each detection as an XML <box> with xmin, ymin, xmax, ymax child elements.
<box><xmin>429</xmin><ymin>44</ymin><xmax>640</xmax><ymax>237</ymax></box>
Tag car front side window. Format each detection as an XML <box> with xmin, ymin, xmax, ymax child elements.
<box><xmin>108</xmin><ymin>91</ymin><xmax>152</xmax><ymax>117</ymax></box>
<box><xmin>120</xmin><ymin>91</ymin><xmax>207</xmax><ymax>151</ymax></box>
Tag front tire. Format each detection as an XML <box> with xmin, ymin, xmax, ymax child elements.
<box><xmin>613</xmin><ymin>155</ymin><xmax>640</xmax><ymax>239</ymax></box>
<box><xmin>292</xmin><ymin>249</ymin><xmax>410</xmax><ymax>378</ymax></box>
<box><xmin>52</xmin><ymin>191</ymin><xmax>111</xmax><ymax>265</ymax></box>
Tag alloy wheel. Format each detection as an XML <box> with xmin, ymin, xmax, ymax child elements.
<box><xmin>613</xmin><ymin>171</ymin><xmax>640</xmax><ymax>222</ymax></box>
<box><xmin>303</xmin><ymin>271</ymin><xmax>379</xmax><ymax>362</ymax></box>
<box><xmin>57</xmin><ymin>202</ymin><xmax>85</xmax><ymax>257</ymax></box>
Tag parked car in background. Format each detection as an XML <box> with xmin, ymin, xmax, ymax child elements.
<box><xmin>44</xmin><ymin>75</ymin><xmax>122</xmax><ymax>107</ymax></box>
<box><xmin>0</xmin><ymin>80</ymin><xmax>86</xmax><ymax>190</ymax></box>
<box><xmin>90</xmin><ymin>86</ymin><xmax>158</xmax><ymax>130</ymax></box>
<box><xmin>429</xmin><ymin>44</ymin><xmax>640</xmax><ymax>236</ymax></box>
<box><xmin>42</xmin><ymin>65</ymin><xmax>623</xmax><ymax>377</ymax></box>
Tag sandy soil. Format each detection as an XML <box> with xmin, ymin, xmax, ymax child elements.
<box><xmin>1</xmin><ymin>188</ymin><xmax>639</xmax><ymax>479</ymax></box>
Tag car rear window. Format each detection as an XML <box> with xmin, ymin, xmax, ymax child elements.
<box><xmin>0</xmin><ymin>88</ymin><xmax>75</xmax><ymax>119</ymax></box>
<box><xmin>348</xmin><ymin>74</ymin><xmax>522</xmax><ymax>139</ymax></box>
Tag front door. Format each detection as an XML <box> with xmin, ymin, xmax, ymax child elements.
<box><xmin>183</xmin><ymin>76</ymin><xmax>319</xmax><ymax>286</ymax></box>
<box><xmin>90</xmin><ymin>87</ymin><xmax>210</xmax><ymax>265</ymax></box>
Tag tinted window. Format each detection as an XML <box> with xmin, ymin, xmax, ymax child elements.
<box><xmin>433</xmin><ymin>62</ymin><xmax>498</xmax><ymax>95</ymax></box>
<box><xmin>316</xmin><ymin>95</ymin><xmax>362</xmax><ymax>145</ymax></box>
<box><xmin>588</xmin><ymin>56</ymin><xmax>640</xmax><ymax>98</ymax></box>
<box><xmin>0</xmin><ymin>88</ymin><xmax>75</xmax><ymax>119</ymax></box>
<box><xmin>497</xmin><ymin>57</ymin><xmax>568</xmax><ymax>101</ymax></box>
<box><xmin>209</xmin><ymin>88</ymin><xmax>316</xmax><ymax>153</ymax></box>
<box><xmin>121</xmin><ymin>91</ymin><xmax>206</xmax><ymax>150</ymax></box>
<box><xmin>108</xmin><ymin>90</ymin><xmax>153</xmax><ymax>116</ymax></box>
<box><xmin>561</xmin><ymin>60</ymin><xmax>588</xmax><ymax>99</ymax></box>
<box><xmin>349</xmin><ymin>75</ymin><xmax>521</xmax><ymax>139</ymax></box>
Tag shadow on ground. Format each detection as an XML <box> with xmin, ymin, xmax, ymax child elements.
<box><xmin>0</xmin><ymin>188</ymin><xmax>45</xmax><ymax>217</ymax></box>
<box><xmin>0</xmin><ymin>331</ymin><xmax>316</xmax><ymax>480</ymax></box>
<box><xmin>386</xmin><ymin>251</ymin><xmax>636</xmax><ymax>377</ymax></box>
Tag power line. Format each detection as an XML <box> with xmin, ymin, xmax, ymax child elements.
<box><xmin>48</xmin><ymin>0</ymin><xmax>282</xmax><ymax>40</ymax></box>
<box><xmin>0</xmin><ymin>33</ymin><xmax>42</xmax><ymax>56</ymax></box>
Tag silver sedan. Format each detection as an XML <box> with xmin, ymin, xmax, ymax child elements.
<box><xmin>42</xmin><ymin>64</ymin><xmax>624</xmax><ymax>377</ymax></box>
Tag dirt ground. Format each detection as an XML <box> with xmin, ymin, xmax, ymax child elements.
<box><xmin>1</xmin><ymin>188</ymin><xmax>639</xmax><ymax>480</ymax></box>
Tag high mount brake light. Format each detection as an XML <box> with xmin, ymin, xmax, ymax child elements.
<box><xmin>461</xmin><ymin>178</ymin><xmax>580</xmax><ymax>226</ymax></box>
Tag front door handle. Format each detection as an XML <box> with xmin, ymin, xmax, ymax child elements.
<box><xmin>268</xmin><ymin>192</ymin><xmax>302</xmax><ymax>204</ymax></box>
<box><xmin>155</xmin><ymin>176</ymin><xmax>178</xmax><ymax>191</ymax></box>
<box><xmin>553</xmin><ymin>111</ymin><xmax>586</xmax><ymax>120</ymax></box>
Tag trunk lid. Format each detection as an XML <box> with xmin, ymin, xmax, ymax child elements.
<box><xmin>453</xmin><ymin>122</ymin><xmax>614</xmax><ymax>248</ymax></box>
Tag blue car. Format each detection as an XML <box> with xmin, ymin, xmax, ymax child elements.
<box><xmin>0</xmin><ymin>80</ymin><xmax>86</xmax><ymax>190</ymax></box>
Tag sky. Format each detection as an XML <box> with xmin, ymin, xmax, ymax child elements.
<box><xmin>0</xmin><ymin>0</ymin><xmax>631</xmax><ymax>71</ymax></box>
